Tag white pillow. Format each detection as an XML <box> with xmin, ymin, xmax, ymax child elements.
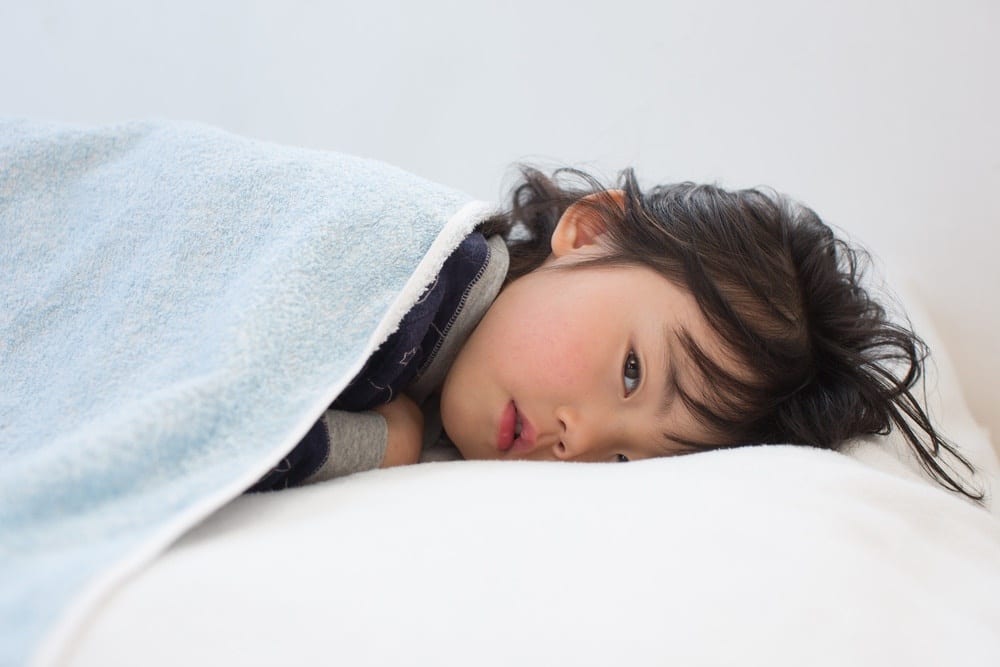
<box><xmin>62</xmin><ymin>278</ymin><xmax>1000</xmax><ymax>667</ymax></box>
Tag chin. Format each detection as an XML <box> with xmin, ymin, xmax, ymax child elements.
<box><xmin>452</xmin><ymin>440</ymin><xmax>484</xmax><ymax>461</ymax></box>
<box><xmin>448</xmin><ymin>435</ymin><xmax>492</xmax><ymax>461</ymax></box>
<box><xmin>439</xmin><ymin>404</ymin><xmax>480</xmax><ymax>462</ymax></box>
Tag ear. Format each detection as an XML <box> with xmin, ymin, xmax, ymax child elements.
<box><xmin>550</xmin><ymin>189</ymin><xmax>626</xmax><ymax>258</ymax></box>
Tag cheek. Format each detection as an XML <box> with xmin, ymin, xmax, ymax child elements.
<box><xmin>505</xmin><ymin>313</ymin><xmax>602</xmax><ymax>390</ymax></box>
<box><xmin>488</xmin><ymin>276</ymin><xmax>609</xmax><ymax>389</ymax></box>
<box><xmin>541</xmin><ymin>343</ymin><xmax>591</xmax><ymax>389</ymax></box>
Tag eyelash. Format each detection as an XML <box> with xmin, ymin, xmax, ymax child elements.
<box><xmin>623</xmin><ymin>349</ymin><xmax>641</xmax><ymax>396</ymax></box>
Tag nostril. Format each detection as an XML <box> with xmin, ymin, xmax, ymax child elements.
<box><xmin>556</xmin><ymin>441</ymin><xmax>567</xmax><ymax>454</ymax></box>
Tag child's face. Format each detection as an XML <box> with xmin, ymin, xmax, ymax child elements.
<box><xmin>440</xmin><ymin>200</ymin><xmax>735</xmax><ymax>463</ymax></box>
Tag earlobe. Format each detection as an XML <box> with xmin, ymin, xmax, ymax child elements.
<box><xmin>550</xmin><ymin>189</ymin><xmax>625</xmax><ymax>258</ymax></box>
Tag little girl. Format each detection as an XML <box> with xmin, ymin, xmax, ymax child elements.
<box><xmin>249</xmin><ymin>166</ymin><xmax>981</xmax><ymax>501</ymax></box>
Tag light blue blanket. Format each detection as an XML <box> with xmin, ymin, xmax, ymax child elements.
<box><xmin>0</xmin><ymin>120</ymin><xmax>489</xmax><ymax>666</ymax></box>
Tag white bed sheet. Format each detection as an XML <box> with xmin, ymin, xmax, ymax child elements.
<box><xmin>61</xmin><ymin>278</ymin><xmax>1000</xmax><ymax>667</ymax></box>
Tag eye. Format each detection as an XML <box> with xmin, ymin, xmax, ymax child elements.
<box><xmin>623</xmin><ymin>349</ymin><xmax>641</xmax><ymax>396</ymax></box>
<box><xmin>615</xmin><ymin>454</ymin><xmax>630</xmax><ymax>463</ymax></box>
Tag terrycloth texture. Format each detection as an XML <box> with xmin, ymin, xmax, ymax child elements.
<box><xmin>0</xmin><ymin>119</ymin><xmax>491</xmax><ymax>667</ymax></box>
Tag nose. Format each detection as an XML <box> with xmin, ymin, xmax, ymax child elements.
<box><xmin>552</xmin><ymin>405</ymin><xmax>610</xmax><ymax>461</ymax></box>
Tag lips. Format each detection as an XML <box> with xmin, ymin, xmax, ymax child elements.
<box><xmin>497</xmin><ymin>401</ymin><xmax>517</xmax><ymax>451</ymax></box>
<box><xmin>496</xmin><ymin>400</ymin><xmax>536</xmax><ymax>453</ymax></box>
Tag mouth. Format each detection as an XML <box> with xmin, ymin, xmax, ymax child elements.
<box><xmin>497</xmin><ymin>400</ymin><xmax>535</xmax><ymax>453</ymax></box>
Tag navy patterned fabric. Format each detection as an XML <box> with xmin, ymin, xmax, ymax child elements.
<box><xmin>248</xmin><ymin>232</ymin><xmax>492</xmax><ymax>491</ymax></box>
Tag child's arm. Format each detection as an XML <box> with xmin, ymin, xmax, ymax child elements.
<box><xmin>299</xmin><ymin>395</ymin><xmax>424</xmax><ymax>485</ymax></box>
<box><xmin>374</xmin><ymin>394</ymin><xmax>424</xmax><ymax>468</ymax></box>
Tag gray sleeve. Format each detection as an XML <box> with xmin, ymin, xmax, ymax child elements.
<box><xmin>302</xmin><ymin>409</ymin><xmax>388</xmax><ymax>483</ymax></box>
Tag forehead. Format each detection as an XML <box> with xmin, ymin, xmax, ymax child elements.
<box><xmin>550</xmin><ymin>259</ymin><xmax>692</xmax><ymax>306</ymax></box>
<box><xmin>557</xmin><ymin>261</ymin><xmax>711</xmax><ymax>338</ymax></box>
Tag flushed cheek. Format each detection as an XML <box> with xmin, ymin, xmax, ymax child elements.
<box><xmin>506</xmin><ymin>321</ymin><xmax>601</xmax><ymax>393</ymax></box>
<box><xmin>539</xmin><ymin>339</ymin><xmax>592</xmax><ymax>389</ymax></box>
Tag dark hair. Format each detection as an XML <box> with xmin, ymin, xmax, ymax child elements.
<box><xmin>477</xmin><ymin>166</ymin><xmax>983</xmax><ymax>501</ymax></box>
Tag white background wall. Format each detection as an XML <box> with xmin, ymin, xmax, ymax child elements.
<box><xmin>3</xmin><ymin>0</ymin><xmax>997</xmax><ymax>443</ymax></box>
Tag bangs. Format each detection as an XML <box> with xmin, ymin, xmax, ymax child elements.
<box><xmin>661</xmin><ymin>328</ymin><xmax>773</xmax><ymax>452</ymax></box>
